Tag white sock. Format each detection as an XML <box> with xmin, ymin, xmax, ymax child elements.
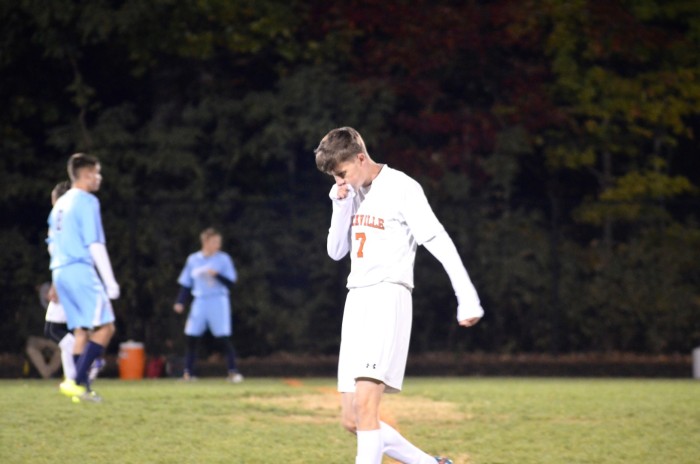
<box><xmin>356</xmin><ymin>429</ymin><xmax>383</xmax><ymax>464</ymax></box>
<box><xmin>58</xmin><ymin>333</ymin><xmax>76</xmax><ymax>380</ymax></box>
<box><xmin>380</xmin><ymin>421</ymin><xmax>436</xmax><ymax>464</ymax></box>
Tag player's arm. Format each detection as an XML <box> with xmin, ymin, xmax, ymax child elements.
<box><xmin>173</xmin><ymin>285</ymin><xmax>192</xmax><ymax>314</ymax></box>
<box><xmin>206</xmin><ymin>255</ymin><xmax>237</xmax><ymax>287</ymax></box>
<box><xmin>423</xmin><ymin>230</ymin><xmax>484</xmax><ymax>326</ymax></box>
<box><xmin>213</xmin><ymin>273</ymin><xmax>235</xmax><ymax>288</ymax></box>
<box><xmin>89</xmin><ymin>242</ymin><xmax>120</xmax><ymax>299</ymax></box>
<box><xmin>327</xmin><ymin>184</ymin><xmax>355</xmax><ymax>260</ymax></box>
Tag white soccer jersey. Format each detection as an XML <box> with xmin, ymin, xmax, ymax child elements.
<box><xmin>328</xmin><ymin>165</ymin><xmax>444</xmax><ymax>290</ymax></box>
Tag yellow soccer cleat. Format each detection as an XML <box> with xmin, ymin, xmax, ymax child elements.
<box><xmin>59</xmin><ymin>379</ymin><xmax>86</xmax><ymax>398</ymax></box>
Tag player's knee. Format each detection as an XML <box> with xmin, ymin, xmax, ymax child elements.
<box><xmin>353</xmin><ymin>383</ymin><xmax>383</xmax><ymax>427</ymax></box>
<box><xmin>353</xmin><ymin>389</ymin><xmax>376</xmax><ymax>416</ymax></box>
<box><xmin>354</xmin><ymin>396</ymin><xmax>373</xmax><ymax>420</ymax></box>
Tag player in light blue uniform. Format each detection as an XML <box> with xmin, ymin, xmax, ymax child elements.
<box><xmin>48</xmin><ymin>153</ymin><xmax>119</xmax><ymax>402</ymax></box>
<box><xmin>44</xmin><ymin>180</ymin><xmax>104</xmax><ymax>383</ymax></box>
<box><xmin>174</xmin><ymin>228</ymin><xmax>243</xmax><ymax>382</ymax></box>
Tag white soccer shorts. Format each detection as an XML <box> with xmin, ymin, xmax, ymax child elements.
<box><xmin>337</xmin><ymin>282</ymin><xmax>413</xmax><ymax>394</ymax></box>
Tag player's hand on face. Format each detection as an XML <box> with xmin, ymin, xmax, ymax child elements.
<box><xmin>458</xmin><ymin>317</ymin><xmax>481</xmax><ymax>328</ymax></box>
<box><xmin>173</xmin><ymin>303</ymin><xmax>185</xmax><ymax>314</ymax></box>
<box><xmin>336</xmin><ymin>184</ymin><xmax>350</xmax><ymax>199</ymax></box>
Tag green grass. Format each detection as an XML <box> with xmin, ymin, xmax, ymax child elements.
<box><xmin>0</xmin><ymin>377</ymin><xmax>698</xmax><ymax>463</ymax></box>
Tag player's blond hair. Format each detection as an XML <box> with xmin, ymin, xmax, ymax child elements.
<box><xmin>314</xmin><ymin>127</ymin><xmax>368</xmax><ymax>174</ymax></box>
<box><xmin>200</xmin><ymin>227</ymin><xmax>221</xmax><ymax>243</ymax></box>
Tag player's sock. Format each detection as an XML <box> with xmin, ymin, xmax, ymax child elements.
<box><xmin>380</xmin><ymin>421</ymin><xmax>437</xmax><ymax>464</ymax></box>
<box><xmin>75</xmin><ymin>341</ymin><xmax>104</xmax><ymax>387</ymax></box>
<box><xmin>216</xmin><ymin>336</ymin><xmax>238</xmax><ymax>372</ymax></box>
<box><xmin>58</xmin><ymin>333</ymin><xmax>76</xmax><ymax>380</ymax></box>
<box><xmin>356</xmin><ymin>429</ymin><xmax>383</xmax><ymax>464</ymax></box>
<box><xmin>184</xmin><ymin>336</ymin><xmax>198</xmax><ymax>377</ymax></box>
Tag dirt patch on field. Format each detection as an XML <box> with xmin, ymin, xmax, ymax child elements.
<box><xmin>241</xmin><ymin>380</ymin><xmax>468</xmax><ymax>428</ymax></box>
<box><xmin>383</xmin><ymin>394</ymin><xmax>469</xmax><ymax>424</ymax></box>
<box><xmin>242</xmin><ymin>387</ymin><xmax>339</xmax><ymax>425</ymax></box>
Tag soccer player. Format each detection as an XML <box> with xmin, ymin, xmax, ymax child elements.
<box><xmin>43</xmin><ymin>181</ymin><xmax>104</xmax><ymax>383</ymax></box>
<box><xmin>315</xmin><ymin>127</ymin><xmax>484</xmax><ymax>464</ymax></box>
<box><xmin>48</xmin><ymin>153</ymin><xmax>119</xmax><ymax>402</ymax></box>
<box><xmin>173</xmin><ymin>228</ymin><xmax>243</xmax><ymax>383</ymax></box>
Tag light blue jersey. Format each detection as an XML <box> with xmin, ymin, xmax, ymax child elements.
<box><xmin>178</xmin><ymin>251</ymin><xmax>237</xmax><ymax>337</ymax></box>
<box><xmin>178</xmin><ymin>251</ymin><xmax>237</xmax><ymax>298</ymax></box>
<box><xmin>47</xmin><ymin>188</ymin><xmax>105</xmax><ymax>269</ymax></box>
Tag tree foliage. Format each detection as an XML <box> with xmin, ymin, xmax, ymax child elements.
<box><xmin>1</xmin><ymin>0</ymin><xmax>699</xmax><ymax>357</ymax></box>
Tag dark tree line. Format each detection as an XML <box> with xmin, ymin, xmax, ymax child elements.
<box><xmin>1</xmin><ymin>0</ymin><xmax>699</xmax><ymax>357</ymax></box>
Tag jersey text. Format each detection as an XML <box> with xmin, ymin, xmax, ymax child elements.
<box><xmin>352</xmin><ymin>214</ymin><xmax>385</xmax><ymax>230</ymax></box>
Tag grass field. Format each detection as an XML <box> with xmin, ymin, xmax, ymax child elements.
<box><xmin>1</xmin><ymin>377</ymin><xmax>698</xmax><ymax>463</ymax></box>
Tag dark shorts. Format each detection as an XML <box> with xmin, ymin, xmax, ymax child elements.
<box><xmin>44</xmin><ymin>321</ymin><xmax>71</xmax><ymax>344</ymax></box>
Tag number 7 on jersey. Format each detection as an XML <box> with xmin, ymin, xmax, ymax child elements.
<box><xmin>355</xmin><ymin>232</ymin><xmax>366</xmax><ymax>258</ymax></box>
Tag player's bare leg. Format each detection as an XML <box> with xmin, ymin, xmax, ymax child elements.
<box><xmin>354</xmin><ymin>378</ymin><xmax>384</xmax><ymax>430</ymax></box>
<box><xmin>349</xmin><ymin>379</ymin><xmax>385</xmax><ymax>464</ymax></box>
<box><xmin>340</xmin><ymin>380</ymin><xmax>385</xmax><ymax>433</ymax></box>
